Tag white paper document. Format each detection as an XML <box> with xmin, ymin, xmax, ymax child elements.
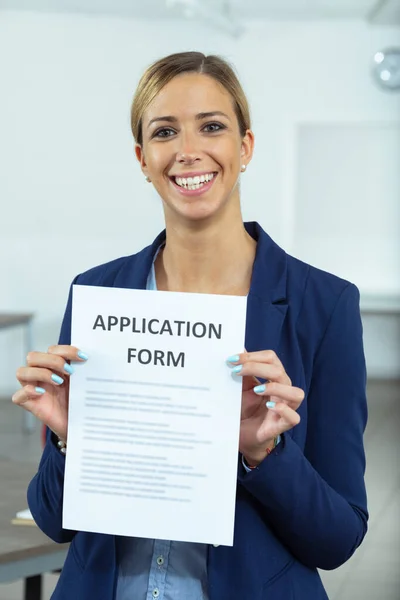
<box><xmin>63</xmin><ymin>284</ymin><xmax>247</xmax><ymax>546</ymax></box>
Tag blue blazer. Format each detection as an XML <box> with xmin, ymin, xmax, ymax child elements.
<box><xmin>28</xmin><ymin>222</ymin><xmax>368</xmax><ymax>600</ymax></box>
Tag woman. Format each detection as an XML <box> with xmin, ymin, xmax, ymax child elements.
<box><xmin>13</xmin><ymin>51</ymin><xmax>368</xmax><ymax>600</ymax></box>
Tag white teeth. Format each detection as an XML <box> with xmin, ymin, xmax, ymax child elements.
<box><xmin>173</xmin><ymin>173</ymin><xmax>215</xmax><ymax>189</ymax></box>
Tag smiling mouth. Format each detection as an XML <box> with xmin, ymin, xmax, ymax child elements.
<box><xmin>170</xmin><ymin>172</ymin><xmax>217</xmax><ymax>191</ymax></box>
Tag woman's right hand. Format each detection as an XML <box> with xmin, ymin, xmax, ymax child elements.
<box><xmin>12</xmin><ymin>345</ymin><xmax>88</xmax><ymax>442</ymax></box>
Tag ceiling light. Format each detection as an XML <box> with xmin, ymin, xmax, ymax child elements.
<box><xmin>372</xmin><ymin>48</ymin><xmax>400</xmax><ymax>92</ymax></box>
<box><xmin>166</xmin><ymin>0</ymin><xmax>244</xmax><ymax>38</ymax></box>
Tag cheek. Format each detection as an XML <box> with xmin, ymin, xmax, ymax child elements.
<box><xmin>213</xmin><ymin>139</ymin><xmax>241</xmax><ymax>173</ymax></box>
<box><xmin>146</xmin><ymin>146</ymin><xmax>170</xmax><ymax>176</ymax></box>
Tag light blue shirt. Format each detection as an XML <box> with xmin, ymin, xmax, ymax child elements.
<box><xmin>115</xmin><ymin>251</ymin><xmax>209</xmax><ymax>600</ymax></box>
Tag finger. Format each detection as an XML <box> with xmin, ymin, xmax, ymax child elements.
<box><xmin>262</xmin><ymin>401</ymin><xmax>301</xmax><ymax>434</ymax></box>
<box><xmin>12</xmin><ymin>385</ymin><xmax>67</xmax><ymax>439</ymax></box>
<box><xmin>232</xmin><ymin>362</ymin><xmax>291</xmax><ymax>385</ymax></box>
<box><xmin>12</xmin><ymin>385</ymin><xmax>46</xmax><ymax>414</ymax></box>
<box><xmin>47</xmin><ymin>345</ymin><xmax>89</xmax><ymax>362</ymax></box>
<box><xmin>25</xmin><ymin>351</ymin><xmax>75</xmax><ymax>378</ymax></box>
<box><xmin>253</xmin><ymin>382</ymin><xmax>305</xmax><ymax>409</ymax></box>
<box><xmin>229</xmin><ymin>350</ymin><xmax>283</xmax><ymax>369</ymax></box>
<box><xmin>16</xmin><ymin>366</ymin><xmax>65</xmax><ymax>387</ymax></box>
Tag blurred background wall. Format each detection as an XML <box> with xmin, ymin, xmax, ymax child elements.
<box><xmin>0</xmin><ymin>4</ymin><xmax>399</xmax><ymax>382</ymax></box>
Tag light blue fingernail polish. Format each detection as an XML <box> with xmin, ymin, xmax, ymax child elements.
<box><xmin>266</xmin><ymin>401</ymin><xmax>276</xmax><ymax>409</ymax></box>
<box><xmin>64</xmin><ymin>363</ymin><xmax>74</xmax><ymax>375</ymax></box>
<box><xmin>77</xmin><ymin>351</ymin><xmax>89</xmax><ymax>360</ymax></box>
<box><xmin>232</xmin><ymin>365</ymin><xmax>243</xmax><ymax>374</ymax></box>
<box><xmin>227</xmin><ymin>355</ymin><xmax>240</xmax><ymax>363</ymax></box>
<box><xmin>254</xmin><ymin>384</ymin><xmax>266</xmax><ymax>393</ymax></box>
<box><xmin>35</xmin><ymin>387</ymin><xmax>45</xmax><ymax>394</ymax></box>
<box><xmin>51</xmin><ymin>374</ymin><xmax>64</xmax><ymax>385</ymax></box>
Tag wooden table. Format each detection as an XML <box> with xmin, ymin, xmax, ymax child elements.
<box><xmin>0</xmin><ymin>313</ymin><xmax>35</xmax><ymax>433</ymax></box>
<box><xmin>0</xmin><ymin>459</ymin><xmax>68</xmax><ymax>600</ymax></box>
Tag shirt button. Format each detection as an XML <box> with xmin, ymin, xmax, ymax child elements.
<box><xmin>156</xmin><ymin>555</ymin><xmax>164</xmax><ymax>566</ymax></box>
<box><xmin>152</xmin><ymin>589</ymin><xmax>160</xmax><ymax>599</ymax></box>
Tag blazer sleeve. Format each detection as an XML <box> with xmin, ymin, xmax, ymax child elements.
<box><xmin>237</xmin><ymin>283</ymin><xmax>368</xmax><ymax>570</ymax></box>
<box><xmin>27</xmin><ymin>276</ymin><xmax>80</xmax><ymax>543</ymax></box>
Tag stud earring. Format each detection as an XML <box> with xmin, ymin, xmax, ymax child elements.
<box><xmin>145</xmin><ymin>176</ymin><xmax>151</xmax><ymax>183</ymax></box>
<box><xmin>241</xmin><ymin>164</ymin><xmax>246</xmax><ymax>172</ymax></box>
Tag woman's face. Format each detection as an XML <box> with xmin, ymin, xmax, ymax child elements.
<box><xmin>136</xmin><ymin>73</ymin><xmax>254</xmax><ymax>224</ymax></box>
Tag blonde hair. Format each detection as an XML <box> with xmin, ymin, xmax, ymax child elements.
<box><xmin>131</xmin><ymin>51</ymin><xmax>251</xmax><ymax>145</ymax></box>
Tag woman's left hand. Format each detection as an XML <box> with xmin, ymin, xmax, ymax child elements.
<box><xmin>228</xmin><ymin>350</ymin><xmax>305</xmax><ymax>466</ymax></box>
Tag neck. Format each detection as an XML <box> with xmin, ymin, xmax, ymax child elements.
<box><xmin>155</xmin><ymin>210</ymin><xmax>257</xmax><ymax>295</ymax></box>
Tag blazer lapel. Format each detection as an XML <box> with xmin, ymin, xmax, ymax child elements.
<box><xmin>244</xmin><ymin>222</ymin><xmax>288</xmax><ymax>358</ymax></box>
<box><xmin>113</xmin><ymin>230</ymin><xmax>166</xmax><ymax>290</ymax></box>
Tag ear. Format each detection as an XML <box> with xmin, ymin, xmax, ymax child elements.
<box><xmin>240</xmin><ymin>129</ymin><xmax>255</xmax><ymax>167</ymax></box>
<box><xmin>135</xmin><ymin>144</ymin><xmax>149</xmax><ymax>179</ymax></box>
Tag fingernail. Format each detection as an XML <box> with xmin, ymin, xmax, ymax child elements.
<box><xmin>232</xmin><ymin>365</ymin><xmax>243</xmax><ymax>374</ymax></box>
<box><xmin>51</xmin><ymin>374</ymin><xmax>64</xmax><ymax>385</ymax></box>
<box><xmin>64</xmin><ymin>363</ymin><xmax>74</xmax><ymax>375</ymax></box>
<box><xmin>266</xmin><ymin>401</ymin><xmax>276</xmax><ymax>409</ymax></box>
<box><xmin>226</xmin><ymin>355</ymin><xmax>240</xmax><ymax>364</ymax></box>
<box><xmin>35</xmin><ymin>387</ymin><xmax>46</xmax><ymax>394</ymax></box>
<box><xmin>77</xmin><ymin>350</ymin><xmax>89</xmax><ymax>360</ymax></box>
<box><xmin>254</xmin><ymin>384</ymin><xmax>266</xmax><ymax>393</ymax></box>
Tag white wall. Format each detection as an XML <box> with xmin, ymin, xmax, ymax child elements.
<box><xmin>0</xmin><ymin>10</ymin><xmax>399</xmax><ymax>395</ymax></box>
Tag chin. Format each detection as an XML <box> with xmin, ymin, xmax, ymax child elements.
<box><xmin>179</xmin><ymin>204</ymin><xmax>224</xmax><ymax>224</ymax></box>
<box><xmin>164</xmin><ymin>197</ymin><xmax>223</xmax><ymax>223</ymax></box>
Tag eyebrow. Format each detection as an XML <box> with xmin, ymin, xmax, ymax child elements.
<box><xmin>147</xmin><ymin>111</ymin><xmax>230</xmax><ymax>128</ymax></box>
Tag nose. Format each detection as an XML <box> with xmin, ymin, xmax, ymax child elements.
<box><xmin>176</xmin><ymin>152</ymin><xmax>199</xmax><ymax>165</ymax></box>
<box><xmin>176</xmin><ymin>131</ymin><xmax>201</xmax><ymax>166</ymax></box>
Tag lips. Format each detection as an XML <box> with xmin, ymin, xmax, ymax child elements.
<box><xmin>169</xmin><ymin>172</ymin><xmax>217</xmax><ymax>197</ymax></box>
<box><xmin>170</xmin><ymin>172</ymin><xmax>216</xmax><ymax>189</ymax></box>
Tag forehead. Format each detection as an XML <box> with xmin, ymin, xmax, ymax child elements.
<box><xmin>144</xmin><ymin>73</ymin><xmax>235</xmax><ymax>123</ymax></box>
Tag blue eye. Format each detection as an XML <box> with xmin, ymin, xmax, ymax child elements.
<box><xmin>203</xmin><ymin>122</ymin><xmax>225</xmax><ymax>133</ymax></box>
<box><xmin>154</xmin><ymin>127</ymin><xmax>175</xmax><ymax>138</ymax></box>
